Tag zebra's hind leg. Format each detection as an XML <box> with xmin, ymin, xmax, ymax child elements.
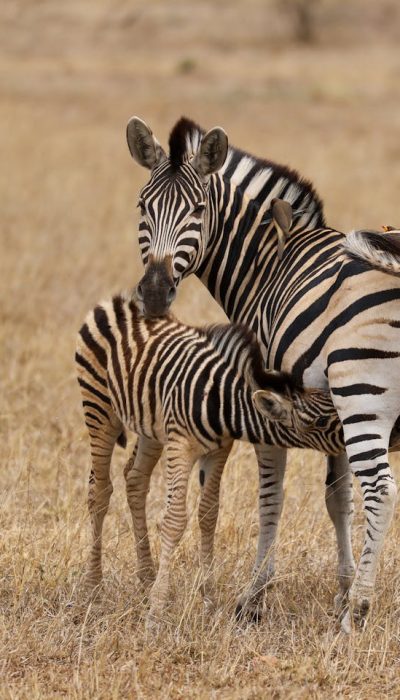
<box><xmin>124</xmin><ymin>436</ymin><xmax>163</xmax><ymax>585</ymax></box>
<box><xmin>85</xmin><ymin>420</ymin><xmax>121</xmax><ymax>593</ymax></box>
<box><xmin>146</xmin><ymin>437</ymin><xmax>198</xmax><ymax>632</ymax></box>
<box><xmin>198</xmin><ymin>441</ymin><xmax>233</xmax><ymax>608</ymax></box>
<box><xmin>325</xmin><ymin>454</ymin><xmax>355</xmax><ymax>615</ymax></box>
<box><xmin>236</xmin><ymin>444</ymin><xmax>287</xmax><ymax>623</ymax></box>
<box><xmin>334</xmin><ymin>414</ymin><xmax>397</xmax><ymax>632</ymax></box>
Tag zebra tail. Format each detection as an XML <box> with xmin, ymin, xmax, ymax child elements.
<box><xmin>343</xmin><ymin>229</ymin><xmax>400</xmax><ymax>276</ymax></box>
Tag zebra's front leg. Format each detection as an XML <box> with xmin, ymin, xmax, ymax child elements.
<box><xmin>325</xmin><ymin>453</ymin><xmax>355</xmax><ymax>614</ymax></box>
<box><xmin>198</xmin><ymin>441</ymin><xmax>233</xmax><ymax>608</ymax></box>
<box><xmin>146</xmin><ymin>437</ymin><xmax>198</xmax><ymax>632</ymax></box>
<box><xmin>124</xmin><ymin>437</ymin><xmax>163</xmax><ymax>586</ymax></box>
<box><xmin>236</xmin><ymin>444</ymin><xmax>287</xmax><ymax>622</ymax></box>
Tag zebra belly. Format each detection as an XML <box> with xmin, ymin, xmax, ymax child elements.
<box><xmin>126</xmin><ymin>414</ymin><xmax>167</xmax><ymax>444</ymax></box>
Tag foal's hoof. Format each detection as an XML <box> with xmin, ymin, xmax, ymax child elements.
<box><xmin>235</xmin><ymin>600</ymin><xmax>262</xmax><ymax>624</ymax></box>
<box><xmin>145</xmin><ymin>612</ymin><xmax>163</xmax><ymax>637</ymax></box>
<box><xmin>202</xmin><ymin>595</ymin><xmax>217</xmax><ymax>614</ymax></box>
<box><xmin>138</xmin><ymin>572</ymin><xmax>156</xmax><ymax>589</ymax></box>
<box><xmin>83</xmin><ymin>578</ymin><xmax>103</xmax><ymax>603</ymax></box>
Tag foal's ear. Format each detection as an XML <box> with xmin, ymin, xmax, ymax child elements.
<box><xmin>252</xmin><ymin>389</ymin><xmax>293</xmax><ymax>425</ymax></box>
<box><xmin>193</xmin><ymin>127</ymin><xmax>228</xmax><ymax>179</ymax></box>
<box><xmin>271</xmin><ymin>198</ymin><xmax>293</xmax><ymax>260</ymax></box>
<box><xmin>126</xmin><ymin>117</ymin><xmax>167</xmax><ymax>170</ymax></box>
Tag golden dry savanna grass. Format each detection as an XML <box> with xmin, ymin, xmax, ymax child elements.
<box><xmin>2</xmin><ymin>1</ymin><xmax>400</xmax><ymax>697</ymax></box>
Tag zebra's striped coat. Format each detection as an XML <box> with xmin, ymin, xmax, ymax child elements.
<box><xmin>76</xmin><ymin>292</ymin><xmax>342</xmax><ymax>627</ymax></box>
<box><xmin>127</xmin><ymin>116</ymin><xmax>400</xmax><ymax>630</ymax></box>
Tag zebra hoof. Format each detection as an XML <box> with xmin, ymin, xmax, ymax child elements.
<box><xmin>137</xmin><ymin>568</ymin><xmax>156</xmax><ymax>588</ymax></box>
<box><xmin>83</xmin><ymin>577</ymin><xmax>103</xmax><ymax>602</ymax></box>
<box><xmin>333</xmin><ymin>591</ymin><xmax>348</xmax><ymax>617</ymax></box>
<box><xmin>340</xmin><ymin>609</ymin><xmax>352</xmax><ymax>635</ymax></box>
<box><xmin>202</xmin><ymin>595</ymin><xmax>216</xmax><ymax>614</ymax></box>
<box><xmin>235</xmin><ymin>601</ymin><xmax>262</xmax><ymax>624</ymax></box>
<box><xmin>340</xmin><ymin>598</ymin><xmax>370</xmax><ymax>633</ymax></box>
<box><xmin>145</xmin><ymin>611</ymin><xmax>163</xmax><ymax>637</ymax></box>
<box><xmin>353</xmin><ymin>599</ymin><xmax>370</xmax><ymax>628</ymax></box>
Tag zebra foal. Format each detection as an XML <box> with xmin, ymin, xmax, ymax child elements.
<box><xmin>76</xmin><ymin>291</ymin><xmax>341</xmax><ymax>627</ymax></box>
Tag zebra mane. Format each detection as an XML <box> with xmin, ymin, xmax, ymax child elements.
<box><xmin>203</xmin><ymin>323</ymin><xmax>301</xmax><ymax>395</ymax></box>
<box><xmin>168</xmin><ymin>116</ymin><xmax>325</xmax><ymax>223</ymax></box>
<box><xmin>221</xmin><ymin>147</ymin><xmax>325</xmax><ymax>224</ymax></box>
<box><xmin>169</xmin><ymin>117</ymin><xmax>204</xmax><ymax>170</ymax></box>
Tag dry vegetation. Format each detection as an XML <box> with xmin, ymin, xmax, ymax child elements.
<box><xmin>2</xmin><ymin>1</ymin><xmax>400</xmax><ymax>697</ymax></box>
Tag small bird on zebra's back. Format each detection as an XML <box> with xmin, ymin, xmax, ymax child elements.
<box><xmin>76</xmin><ymin>290</ymin><xmax>341</xmax><ymax>630</ymax></box>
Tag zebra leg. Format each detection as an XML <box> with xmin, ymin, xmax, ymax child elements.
<box><xmin>335</xmin><ymin>416</ymin><xmax>397</xmax><ymax>632</ymax></box>
<box><xmin>146</xmin><ymin>438</ymin><xmax>198</xmax><ymax>631</ymax></box>
<box><xmin>124</xmin><ymin>437</ymin><xmax>163</xmax><ymax>585</ymax></box>
<box><xmin>236</xmin><ymin>444</ymin><xmax>287</xmax><ymax>622</ymax></box>
<box><xmin>198</xmin><ymin>441</ymin><xmax>233</xmax><ymax>606</ymax></box>
<box><xmin>325</xmin><ymin>454</ymin><xmax>355</xmax><ymax>613</ymax></box>
<box><xmin>85</xmin><ymin>421</ymin><xmax>121</xmax><ymax>591</ymax></box>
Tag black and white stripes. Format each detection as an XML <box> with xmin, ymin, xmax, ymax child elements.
<box><xmin>76</xmin><ymin>292</ymin><xmax>342</xmax><ymax>627</ymax></box>
<box><xmin>127</xmin><ymin>116</ymin><xmax>400</xmax><ymax>629</ymax></box>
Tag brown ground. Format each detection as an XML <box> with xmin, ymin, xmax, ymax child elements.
<box><xmin>2</xmin><ymin>1</ymin><xmax>400</xmax><ymax>697</ymax></box>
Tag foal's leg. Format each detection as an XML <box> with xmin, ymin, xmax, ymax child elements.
<box><xmin>325</xmin><ymin>454</ymin><xmax>355</xmax><ymax>612</ymax></box>
<box><xmin>85</xmin><ymin>420</ymin><xmax>121</xmax><ymax>591</ymax></box>
<box><xmin>124</xmin><ymin>437</ymin><xmax>163</xmax><ymax>584</ymax></box>
<box><xmin>198</xmin><ymin>441</ymin><xmax>233</xmax><ymax>605</ymax></box>
<box><xmin>236</xmin><ymin>444</ymin><xmax>287</xmax><ymax>621</ymax></box>
<box><xmin>146</xmin><ymin>437</ymin><xmax>198</xmax><ymax>630</ymax></box>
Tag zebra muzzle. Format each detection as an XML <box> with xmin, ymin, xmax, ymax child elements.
<box><xmin>137</xmin><ymin>256</ymin><xmax>176</xmax><ymax>318</ymax></box>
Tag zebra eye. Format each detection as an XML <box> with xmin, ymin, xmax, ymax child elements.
<box><xmin>192</xmin><ymin>204</ymin><xmax>205</xmax><ymax>219</ymax></box>
<box><xmin>315</xmin><ymin>416</ymin><xmax>329</xmax><ymax>429</ymax></box>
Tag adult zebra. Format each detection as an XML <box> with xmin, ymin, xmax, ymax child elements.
<box><xmin>126</xmin><ymin>116</ymin><xmax>400</xmax><ymax>630</ymax></box>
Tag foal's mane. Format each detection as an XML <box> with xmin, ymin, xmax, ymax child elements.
<box><xmin>203</xmin><ymin>322</ymin><xmax>301</xmax><ymax>394</ymax></box>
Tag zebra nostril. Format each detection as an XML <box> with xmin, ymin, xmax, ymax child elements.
<box><xmin>136</xmin><ymin>283</ymin><xmax>144</xmax><ymax>301</ymax></box>
<box><xmin>167</xmin><ymin>286</ymin><xmax>176</xmax><ymax>305</ymax></box>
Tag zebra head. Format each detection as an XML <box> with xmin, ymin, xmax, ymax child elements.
<box><xmin>253</xmin><ymin>387</ymin><xmax>341</xmax><ymax>436</ymax></box>
<box><xmin>127</xmin><ymin>116</ymin><xmax>228</xmax><ymax>317</ymax></box>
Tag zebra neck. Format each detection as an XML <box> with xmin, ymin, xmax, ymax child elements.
<box><xmin>197</xmin><ymin>172</ymin><xmax>324</xmax><ymax>325</ymax></box>
<box><xmin>236</xmin><ymin>386</ymin><xmax>270</xmax><ymax>444</ymax></box>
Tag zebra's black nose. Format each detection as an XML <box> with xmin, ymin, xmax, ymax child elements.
<box><xmin>137</xmin><ymin>257</ymin><xmax>176</xmax><ymax>318</ymax></box>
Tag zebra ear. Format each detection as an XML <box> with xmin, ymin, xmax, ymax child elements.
<box><xmin>193</xmin><ymin>127</ymin><xmax>228</xmax><ymax>179</ymax></box>
<box><xmin>271</xmin><ymin>199</ymin><xmax>293</xmax><ymax>260</ymax></box>
<box><xmin>126</xmin><ymin>117</ymin><xmax>166</xmax><ymax>170</ymax></box>
<box><xmin>252</xmin><ymin>389</ymin><xmax>293</xmax><ymax>425</ymax></box>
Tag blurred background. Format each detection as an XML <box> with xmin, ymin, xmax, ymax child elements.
<box><xmin>2</xmin><ymin>3</ymin><xmax>400</xmax><ymax>694</ymax></box>
<box><xmin>3</xmin><ymin>0</ymin><xmax>400</xmax><ymax>448</ymax></box>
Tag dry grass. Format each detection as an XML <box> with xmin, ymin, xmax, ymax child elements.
<box><xmin>2</xmin><ymin>1</ymin><xmax>400</xmax><ymax>697</ymax></box>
